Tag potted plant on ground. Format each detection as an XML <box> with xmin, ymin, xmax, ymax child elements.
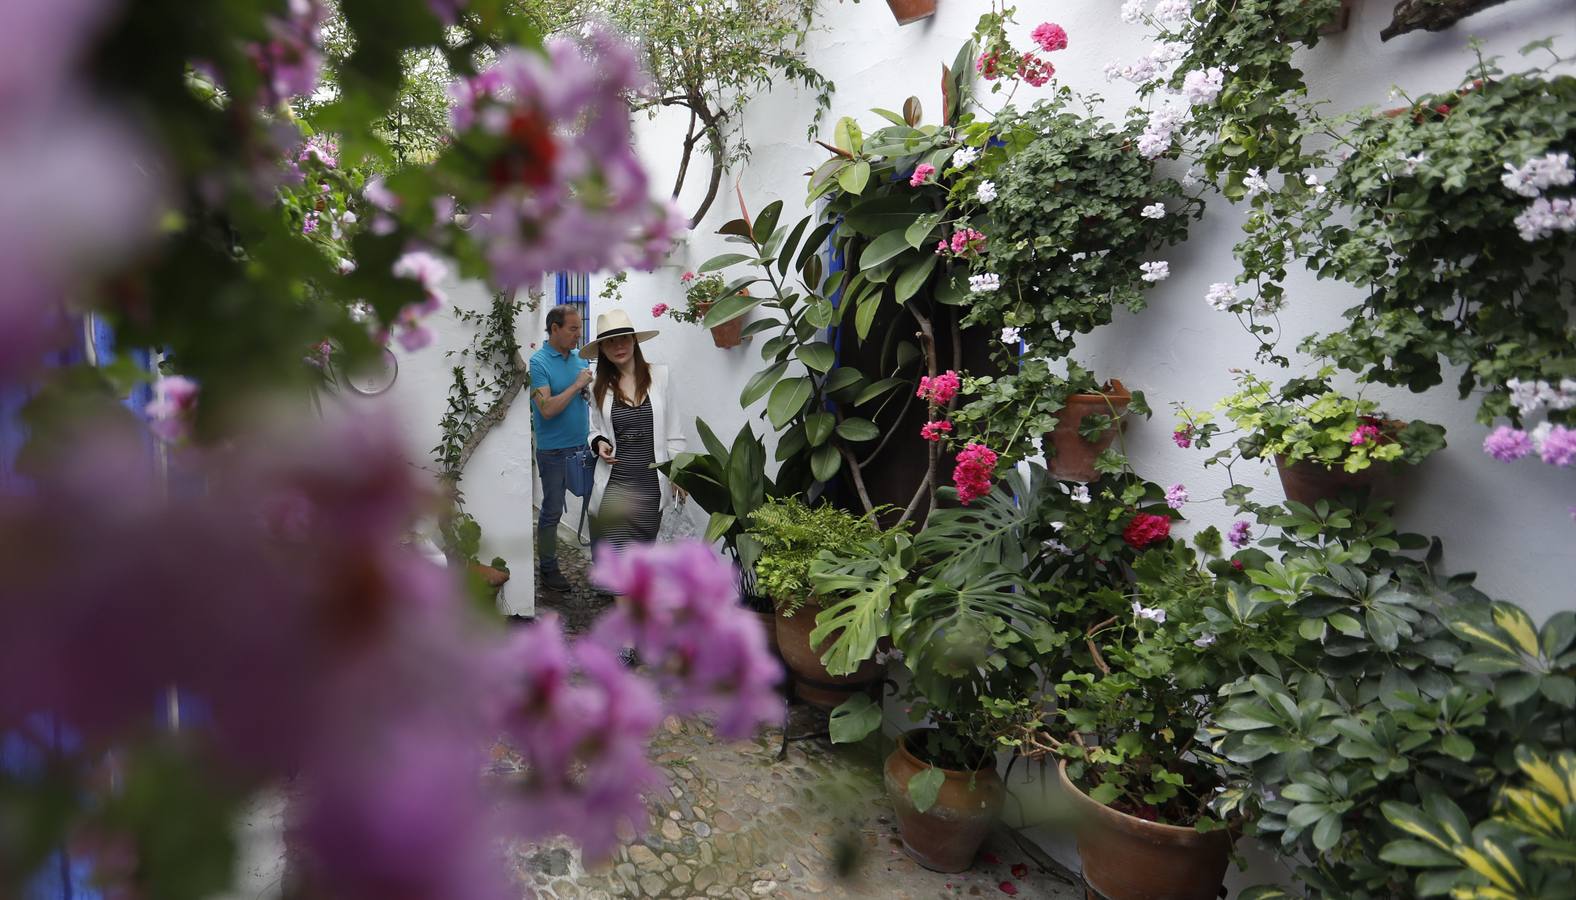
<box><xmin>662</xmin><ymin>271</ymin><xmax>748</xmax><ymax>348</ymax></box>
<box><xmin>746</xmin><ymin>496</ymin><xmax>892</xmax><ymax>707</ymax></box>
<box><xmin>1045</xmin><ymin>539</ymin><xmax>1249</xmax><ymax>900</ymax></box>
<box><xmin>1175</xmin><ymin>368</ymin><xmax>1446</xmax><ymax>507</ymax></box>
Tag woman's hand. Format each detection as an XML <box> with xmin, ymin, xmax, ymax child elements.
<box><xmin>672</xmin><ymin>485</ymin><xmax>688</xmax><ymax>503</ymax></box>
<box><xmin>596</xmin><ymin>442</ymin><xmax>617</xmax><ymax>466</ymax></box>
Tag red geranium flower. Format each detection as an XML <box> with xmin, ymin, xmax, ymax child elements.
<box><xmin>1122</xmin><ymin>513</ymin><xmax>1171</xmax><ymax>549</ymax></box>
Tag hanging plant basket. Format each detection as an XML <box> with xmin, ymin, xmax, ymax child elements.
<box><xmin>1045</xmin><ymin>379</ymin><xmax>1130</xmax><ymax>482</ymax></box>
<box><xmin>885</xmin><ymin>0</ymin><xmax>938</xmax><ymax>26</ymax></box>
<box><xmin>1058</xmin><ymin>761</ymin><xmax>1232</xmax><ymax>900</ymax></box>
<box><xmin>695</xmin><ymin>296</ymin><xmax>746</xmax><ymax>349</ymax></box>
<box><xmin>1275</xmin><ymin>455</ymin><xmax>1390</xmax><ymax>507</ymax></box>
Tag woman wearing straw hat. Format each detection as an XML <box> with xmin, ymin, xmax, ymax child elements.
<box><xmin>582</xmin><ymin>309</ymin><xmax>686</xmax><ymax>560</ymax></box>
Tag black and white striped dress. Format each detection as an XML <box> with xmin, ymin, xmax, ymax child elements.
<box><xmin>593</xmin><ymin>396</ymin><xmax>661</xmax><ymax>553</ymax></box>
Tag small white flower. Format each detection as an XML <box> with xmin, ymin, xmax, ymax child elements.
<box><xmin>1181</xmin><ymin>67</ymin><xmax>1224</xmax><ymax>106</ymax></box>
<box><xmin>1070</xmin><ymin>252</ymin><xmax>1088</xmax><ymax>262</ymax></box>
<box><xmin>336</xmin><ymin>257</ymin><xmax>357</xmax><ymax>275</ymax></box>
<box><xmin>1070</xmin><ymin>484</ymin><xmax>1091</xmax><ymax>504</ymax></box>
<box><xmin>951</xmin><ymin>145</ymin><xmax>980</xmax><ymax>167</ymax></box>
<box><xmin>1531</xmin><ymin>421</ymin><xmax>1554</xmax><ymax>452</ymax></box>
<box><xmin>1121</xmin><ymin>0</ymin><xmax>1146</xmax><ymax>24</ymax></box>
<box><xmin>969</xmin><ymin>272</ymin><xmax>1001</xmax><ymax>293</ymax></box>
<box><xmin>1502</xmin><ymin>152</ymin><xmax>1574</xmax><ymax>198</ymax></box>
<box><xmin>1153</xmin><ymin>0</ymin><xmax>1192</xmax><ymax>23</ymax></box>
<box><xmin>1243</xmin><ymin>167</ymin><xmax>1271</xmax><ymax>199</ymax></box>
<box><xmin>1141</xmin><ymin>203</ymin><xmax>1167</xmax><ymax>220</ymax></box>
<box><xmin>1304</xmin><ymin>173</ymin><xmax>1327</xmax><ymax>195</ymax></box>
<box><xmin>1194</xmin><ymin>633</ymin><xmax>1217</xmax><ymax>648</ymax></box>
<box><xmin>1205</xmin><ymin>282</ymin><xmax>1237</xmax><ymax>311</ymax></box>
<box><xmin>1000</xmin><ymin>326</ymin><xmax>1021</xmax><ymax>344</ymax></box>
<box><xmin>1140</xmin><ymin>260</ymin><xmax>1171</xmax><ymax>283</ymax></box>
<box><xmin>1181</xmin><ymin>166</ymin><xmax>1203</xmax><ymax>189</ymax></box>
<box><xmin>1515</xmin><ymin>197</ymin><xmax>1576</xmax><ymax>242</ymax></box>
<box><xmin>1132</xmin><ymin>600</ymin><xmax>1167</xmax><ymax>624</ymax></box>
<box><xmin>976</xmin><ymin>180</ymin><xmax>998</xmax><ymax>203</ymax></box>
<box><xmin>1399</xmin><ymin>152</ymin><xmax>1427</xmax><ymax>176</ymax></box>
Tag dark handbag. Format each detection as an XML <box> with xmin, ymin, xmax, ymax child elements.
<box><xmin>566</xmin><ymin>445</ymin><xmax>597</xmax><ymax>498</ymax></box>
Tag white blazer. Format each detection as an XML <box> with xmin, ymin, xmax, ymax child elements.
<box><xmin>587</xmin><ymin>364</ymin><xmax>686</xmax><ymax>517</ymax></box>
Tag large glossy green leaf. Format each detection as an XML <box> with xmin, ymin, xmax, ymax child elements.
<box><xmin>904</xmin><ymin>212</ymin><xmax>943</xmax><ymax>249</ymax></box>
<box><xmin>841</xmin><ymin>194</ymin><xmax>930</xmax><ymax>236</ymax></box>
<box><xmin>775</xmin><ymin>422</ymin><xmax>807</xmax><ymax>463</ymax></box>
<box><xmin>933</xmin><ymin>268</ymin><xmax>971</xmax><ymax>305</ymax></box>
<box><xmin>854</xmin><ymin>377</ymin><xmax>907</xmax><ymax>406</ymax></box>
<box><xmin>836</xmin><ymin>418</ymin><xmax>879</xmax><ymax>442</ymax></box>
<box><xmin>767</xmin><ymin>376</ymin><xmax>813</xmax><ymax>429</ymax></box>
<box><xmin>860</xmin><ymin>228</ymin><xmax>918</xmax><ymax>269</ymax></box>
<box><xmin>739</xmin><ymin>360</ymin><xmax>789</xmax><ymax>408</ymax></box>
<box><xmin>702</xmin><ymin>292</ymin><xmax>761</xmax><ymax>329</ymax></box>
<box><xmin>804</xmin><ymin>412</ymin><xmax>835</xmax><ymax>446</ymax></box>
<box><xmin>797</xmin><ymin>222</ymin><xmax>836</xmax><ymax>274</ymax></box>
<box><xmin>809</xmin><ymin>535</ymin><xmax>911</xmax><ymax>676</ymax></box>
<box><xmin>698</xmin><ymin>252</ymin><xmax>753</xmax><ymax>273</ymax></box>
<box><xmin>704</xmin><ymin>512</ymin><xmax>737</xmax><ymax>543</ymax></box>
<box><xmin>908</xmin><ymin>766</ymin><xmax>945</xmax><ymax>814</ymax></box>
<box><xmin>854</xmin><ymin>288</ymin><xmax>883</xmax><ymax>340</ymax></box>
<box><xmin>775</xmin><ymin>215</ymin><xmax>811</xmax><ymax>277</ymax></box>
<box><xmin>695</xmin><ymin>416</ymin><xmax>729</xmax><ymax>463</ymax></box>
<box><xmin>797</xmin><ymin>341</ymin><xmax>836</xmax><ymax>373</ymax></box>
<box><xmin>828</xmin><ymin>694</ymin><xmax>883</xmax><ymax>744</ymax></box>
<box><xmin>893</xmin><ymin>253</ymin><xmax>937</xmax><ymax>304</ymax></box>
<box><xmin>837</xmin><ymin>160</ymin><xmax>871</xmax><ymax>195</ymax></box>
<box><xmin>810</xmin><ymin>443</ymin><xmax>841</xmax><ymax>481</ymax></box>
<box><xmin>752</xmin><ymin>200</ymin><xmax>783</xmax><ymax>246</ymax></box>
<box><xmin>822</xmin><ymin>367</ymin><xmax>864</xmax><ymax>398</ymax></box>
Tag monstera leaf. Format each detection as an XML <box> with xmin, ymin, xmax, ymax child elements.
<box><xmin>808</xmin><ymin>533</ymin><xmax>915</xmax><ymax>677</ymax></box>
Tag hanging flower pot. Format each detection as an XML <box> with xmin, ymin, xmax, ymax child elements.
<box><xmin>885</xmin><ymin>730</ymin><xmax>1004</xmax><ymax>873</ymax></box>
<box><xmin>1275</xmin><ymin>455</ymin><xmax>1390</xmax><ymax>507</ymax></box>
<box><xmin>1058</xmin><ymin>761</ymin><xmax>1232</xmax><ymax>900</ymax></box>
<box><xmin>885</xmin><ymin>0</ymin><xmax>938</xmax><ymax>26</ymax></box>
<box><xmin>695</xmin><ymin>295</ymin><xmax>746</xmax><ymax>349</ymax></box>
<box><xmin>1046</xmin><ymin>379</ymin><xmax>1130</xmax><ymax>482</ymax></box>
<box><xmin>774</xmin><ymin>596</ymin><xmax>884</xmax><ymax>709</ymax></box>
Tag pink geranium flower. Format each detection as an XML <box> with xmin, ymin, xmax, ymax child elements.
<box><xmin>1032</xmin><ymin>23</ymin><xmax>1069</xmax><ymax>53</ymax></box>
<box><xmin>909</xmin><ymin>163</ymin><xmax>936</xmax><ymax>187</ymax></box>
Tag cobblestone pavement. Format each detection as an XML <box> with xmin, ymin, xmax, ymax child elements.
<box><xmin>511</xmin><ymin>547</ymin><xmax>1084</xmax><ymax>900</ymax></box>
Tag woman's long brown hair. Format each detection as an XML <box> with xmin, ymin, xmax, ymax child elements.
<box><xmin>593</xmin><ymin>339</ymin><xmax>653</xmax><ymax>409</ymax></box>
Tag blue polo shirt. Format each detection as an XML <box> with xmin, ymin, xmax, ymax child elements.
<box><xmin>529</xmin><ymin>344</ymin><xmax>590</xmax><ymax>451</ymax></box>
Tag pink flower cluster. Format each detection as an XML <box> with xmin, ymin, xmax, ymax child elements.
<box><xmin>1017</xmin><ymin>54</ymin><xmax>1054</xmax><ymax>87</ymax></box>
<box><xmin>953</xmin><ymin>442</ymin><xmax>999</xmax><ymax>505</ymax></box>
<box><xmin>1172</xmin><ymin>426</ymin><xmax>1193</xmax><ymax>448</ymax></box>
<box><xmin>1228</xmin><ymin>520</ymin><xmax>1253</xmax><ymax>549</ymax></box>
<box><xmin>1032</xmin><ymin>23</ymin><xmax>1070</xmax><ymax>53</ymax></box>
<box><xmin>447</xmin><ymin>30</ymin><xmax>684</xmax><ymax>292</ymax></box>
<box><xmin>917</xmin><ymin>370</ymin><xmax>961</xmax><ymax>406</ymax></box>
<box><xmin>1123</xmin><ymin>513</ymin><xmax>1172</xmax><ymax>549</ymax></box>
<box><xmin>389</xmin><ymin>250</ymin><xmax>450</xmax><ymax>351</ymax></box>
<box><xmin>0</xmin><ymin>410</ymin><xmax>785</xmax><ymax>898</ymax></box>
<box><xmin>1349</xmin><ymin>423</ymin><xmax>1382</xmax><ymax>445</ymax></box>
<box><xmin>920</xmin><ymin>419</ymin><xmax>954</xmax><ymax>442</ymax></box>
<box><xmin>976</xmin><ymin>51</ymin><xmax>1003</xmax><ymax>81</ymax></box>
<box><xmin>909</xmin><ymin>163</ymin><xmax>936</xmax><ymax>187</ymax></box>
<box><xmin>146</xmin><ymin>375</ymin><xmax>200</xmax><ymax>443</ymax></box>
<box><xmin>680</xmin><ymin>271</ymin><xmax>696</xmax><ymax>283</ymax></box>
<box><xmin>1484</xmin><ymin>423</ymin><xmax>1576</xmax><ymax>466</ymax></box>
<box><xmin>935</xmin><ymin>228</ymin><xmax>987</xmax><ymax>258</ymax></box>
<box><xmin>651</xmin><ymin>302</ymin><xmax>669</xmax><ymax>317</ymax></box>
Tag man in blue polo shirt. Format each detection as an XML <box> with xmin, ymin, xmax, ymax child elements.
<box><xmin>530</xmin><ymin>305</ymin><xmax>592</xmax><ymax>592</ymax></box>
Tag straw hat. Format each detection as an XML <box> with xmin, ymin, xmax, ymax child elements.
<box><xmin>580</xmin><ymin>309</ymin><xmax>660</xmax><ymax>359</ymax></box>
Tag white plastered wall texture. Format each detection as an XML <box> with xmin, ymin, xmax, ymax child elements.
<box><xmin>592</xmin><ymin>0</ymin><xmax>1573</xmax><ymax>886</ymax></box>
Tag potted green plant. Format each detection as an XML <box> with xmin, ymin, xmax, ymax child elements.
<box><xmin>746</xmin><ymin>496</ymin><xmax>891</xmax><ymax>707</ymax></box>
<box><xmin>662</xmin><ymin>271</ymin><xmax>747</xmax><ymax>348</ymax></box>
<box><xmin>1175</xmin><ymin>369</ymin><xmax>1446</xmax><ymax>507</ymax></box>
<box><xmin>952</xmin><ymin>360</ymin><xmax>1149</xmax><ymax>480</ymax></box>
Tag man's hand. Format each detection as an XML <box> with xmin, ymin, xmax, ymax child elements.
<box><xmin>574</xmin><ymin>368</ymin><xmax>594</xmax><ymax>390</ymax></box>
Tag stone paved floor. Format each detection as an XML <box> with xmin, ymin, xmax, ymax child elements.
<box><xmin>513</xmin><ymin>546</ymin><xmax>1085</xmax><ymax>900</ymax></box>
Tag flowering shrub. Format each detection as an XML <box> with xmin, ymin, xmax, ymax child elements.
<box><xmin>969</xmin><ymin>4</ymin><xmax>1070</xmax><ymax>92</ymax></box>
<box><xmin>957</xmin><ymin>93</ymin><xmax>1200</xmax><ymax>360</ymax></box>
<box><xmin>952</xmin><ymin>442</ymin><xmax>999</xmax><ymax>505</ymax></box>
<box><xmin>950</xmin><ymin>360</ymin><xmax>1151</xmax><ymax>468</ymax></box>
<box><xmin>1176</xmin><ymin>369</ymin><xmax>1446</xmax><ymax>475</ymax></box>
<box><xmin>660</xmin><ymin>271</ymin><xmax>731</xmax><ymax>324</ymax></box>
<box><xmin>1235</xmin><ymin>53</ymin><xmax>1576</xmax><ymax>425</ymax></box>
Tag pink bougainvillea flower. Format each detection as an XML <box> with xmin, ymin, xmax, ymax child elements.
<box><xmin>1031</xmin><ymin>23</ymin><xmax>1069</xmax><ymax>53</ymax></box>
<box><xmin>920</xmin><ymin>420</ymin><xmax>953</xmax><ymax>442</ymax></box>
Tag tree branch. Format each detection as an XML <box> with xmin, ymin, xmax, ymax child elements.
<box><xmin>442</xmin><ymin>349</ymin><xmax>529</xmax><ymax>486</ymax></box>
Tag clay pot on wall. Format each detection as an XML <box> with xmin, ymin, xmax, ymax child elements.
<box><xmin>774</xmin><ymin>597</ymin><xmax>884</xmax><ymax>709</ymax></box>
<box><xmin>886</xmin><ymin>0</ymin><xmax>938</xmax><ymax>26</ymax></box>
<box><xmin>695</xmin><ymin>294</ymin><xmax>748</xmax><ymax>349</ymax></box>
<box><xmin>884</xmin><ymin>731</ymin><xmax>1004</xmax><ymax>873</ymax></box>
<box><xmin>1275</xmin><ymin>455</ymin><xmax>1389</xmax><ymax>508</ymax></box>
<box><xmin>1058</xmin><ymin>761</ymin><xmax>1232</xmax><ymax>900</ymax></box>
<box><xmin>1046</xmin><ymin>380</ymin><xmax>1131</xmax><ymax>482</ymax></box>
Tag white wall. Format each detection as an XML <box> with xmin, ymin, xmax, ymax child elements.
<box><xmin>590</xmin><ymin>0</ymin><xmax>1576</xmax><ymax>615</ymax></box>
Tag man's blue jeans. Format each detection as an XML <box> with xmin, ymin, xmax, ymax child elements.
<box><xmin>537</xmin><ymin>446</ymin><xmax>578</xmax><ymax>573</ymax></box>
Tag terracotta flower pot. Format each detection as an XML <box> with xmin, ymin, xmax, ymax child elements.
<box><xmin>694</xmin><ymin>299</ymin><xmax>745</xmax><ymax>349</ymax></box>
<box><xmin>885</xmin><ymin>0</ymin><xmax>938</xmax><ymax>26</ymax></box>
<box><xmin>1274</xmin><ymin>454</ymin><xmax>1388</xmax><ymax>507</ymax></box>
<box><xmin>774</xmin><ymin>597</ymin><xmax>884</xmax><ymax>709</ymax></box>
<box><xmin>1046</xmin><ymin>380</ymin><xmax>1131</xmax><ymax>482</ymax></box>
<box><xmin>884</xmin><ymin>731</ymin><xmax>1004</xmax><ymax>873</ymax></box>
<box><xmin>1058</xmin><ymin>761</ymin><xmax>1232</xmax><ymax>900</ymax></box>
